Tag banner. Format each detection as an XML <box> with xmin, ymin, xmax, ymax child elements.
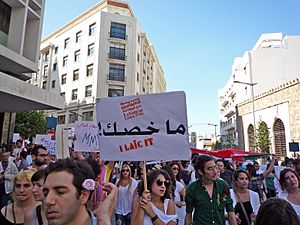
<box><xmin>74</xmin><ymin>121</ymin><xmax>100</xmax><ymax>152</ymax></box>
<box><xmin>43</xmin><ymin>139</ymin><xmax>56</xmax><ymax>155</ymax></box>
<box><xmin>96</xmin><ymin>91</ymin><xmax>190</xmax><ymax>161</ymax></box>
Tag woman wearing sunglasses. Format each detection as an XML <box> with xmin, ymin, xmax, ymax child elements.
<box><xmin>131</xmin><ymin>169</ymin><xmax>177</xmax><ymax>225</ymax></box>
<box><xmin>115</xmin><ymin>163</ymin><xmax>138</xmax><ymax>225</ymax></box>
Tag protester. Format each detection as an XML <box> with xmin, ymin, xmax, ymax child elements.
<box><xmin>265</xmin><ymin>163</ymin><xmax>277</xmax><ymax>198</ymax></box>
<box><xmin>0</xmin><ymin>168</ymin><xmax>38</xmax><ymax>225</ymax></box>
<box><xmin>170</xmin><ymin>162</ymin><xmax>185</xmax><ymax>186</ymax></box>
<box><xmin>115</xmin><ymin>163</ymin><xmax>138</xmax><ymax>225</ymax></box>
<box><xmin>12</xmin><ymin>140</ymin><xmax>23</xmax><ymax>159</ymax></box>
<box><xmin>42</xmin><ymin>158</ymin><xmax>117</xmax><ymax>225</ymax></box>
<box><xmin>216</xmin><ymin>159</ymin><xmax>233</xmax><ymax>188</ymax></box>
<box><xmin>0</xmin><ymin>150</ymin><xmax>19</xmax><ymax>208</ymax></box>
<box><xmin>31</xmin><ymin>146</ymin><xmax>49</xmax><ymax>170</ymax></box>
<box><xmin>131</xmin><ymin>169</ymin><xmax>177</xmax><ymax>225</ymax></box>
<box><xmin>279</xmin><ymin>168</ymin><xmax>300</xmax><ymax>218</ymax></box>
<box><xmin>18</xmin><ymin>151</ymin><xmax>30</xmax><ymax>171</ymax></box>
<box><xmin>24</xmin><ymin>169</ymin><xmax>47</xmax><ymax>225</ymax></box>
<box><xmin>246</xmin><ymin>156</ymin><xmax>276</xmax><ymax>202</ymax></box>
<box><xmin>228</xmin><ymin>169</ymin><xmax>260</xmax><ymax>225</ymax></box>
<box><xmin>255</xmin><ymin>197</ymin><xmax>300</xmax><ymax>225</ymax></box>
<box><xmin>293</xmin><ymin>159</ymin><xmax>300</xmax><ymax>177</ymax></box>
<box><xmin>185</xmin><ymin>155</ymin><xmax>237</xmax><ymax>225</ymax></box>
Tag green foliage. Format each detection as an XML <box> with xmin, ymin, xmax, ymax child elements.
<box><xmin>15</xmin><ymin>111</ymin><xmax>46</xmax><ymax>140</ymax></box>
<box><xmin>255</xmin><ymin>120</ymin><xmax>271</xmax><ymax>153</ymax></box>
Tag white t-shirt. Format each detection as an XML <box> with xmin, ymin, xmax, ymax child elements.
<box><xmin>13</xmin><ymin>147</ymin><xmax>21</xmax><ymax>158</ymax></box>
<box><xmin>280</xmin><ymin>194</ymin><xmax>300</xmax><ymax>219</ymax></box>
<box><xmin>174</xmin><ymin>181</ymin><xmax>186</xmax><ymax>225</ymax></box>
<box><xmin>115</xmin><ymin>178</ymin><xmax>138</xmax><ymax>215</ymax></box>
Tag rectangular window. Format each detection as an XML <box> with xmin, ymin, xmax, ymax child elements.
<box><xmin>51</xmin><ymin>80</ymin><xmax>55</xmax><ymax>88</ymax></box>
<box><xmin>73</xmin><ymin>69</ymin><xmax>79</xmax><ymax>81</ymax></box>
<box><xmin>137</xmin><ymin>52</ymin><xmax>139</xmax><ymax>62</ymax></box>
<box><xmin>53</xmin><ymin>63</ymin><xmax>57</xmax><ymax>71</ymax></box>
<box><xmin>61</xmin><ymin>74</ymin><xmax>67</xmax><ymax>85</ymax></box>
<box><xmin>76</xmin><ymin>31</ymin><xmax>82</xmax><ymax>43</ymax></box>
<box><xmin>83</xmin><ymin>111</ymin><xmax>93</xmax><ymax>121</ymax></box>
<box><xmin>109</xmin><ymin>64</ymin><xmax>125</xmax><ymax>81</ymax></box>
<box><xmin>0</xmin><ymin>1</ymin><xmax>11</xmax><ymax>35</ymax></box>
<box><xmin>88</xmin><ymin>43</ymin><xmax>95</xmax><ymax>56</ymax></box>
<box><xmin>137</xmin><ymin>72</ymin><xmax>139</xmax><ymax>82</ymax></box>
<box><xmin>69</xmin><ymin>113</ymin><xmax>78</xmax><ymax>124</ymax></box>
<box><xmin>86</xmin><ymin>64</ymin><xmax>93</xmax><ymax>77</ymax></box>
<box><xmin>42</xmin><ymin>81</ymin><xmax>47</xmax><ymax>89</ymax></box>
<box><xmin>43</xmin><ymin>65</ymin><xmax>48</xmax><ymax>77</ymax></box>
<box><xmin>71</xmin><ymin>89</ymin><xmax>78</xmax><ymax>100</ymax></box>
<box><xmin>109</xmin><ymin>43</ymin><xmax>125</xmax><ymax>60</ymax></box>
<box><xmin>108</xmin><ymin>88</ymin><xmax>124</xmax><ymax>97</ymax></box>
<box><xmin>54</xmin><ymin>47</ymin><xmax>58</xmax><ymax>54</ymax></box>
<box><xmin>57</xmin><ymin>115</ymin><xmax>66</xmax><ymax>124</ymax></box>
<box><xmin>64</xmin><ymin>38</ymin><xmax>70</xmax><ymax>49</ymax></box>
<box><xmin>63</xmin><ymin>56</ymin><xmax>68</xmax><ymax>67</ymax></box>
<box><xmin>74</xmin><ymin>50</ymin><xmax>80</xmax><ymax>62</ymax></box>
<box><xmin>89</xmin><ymin>23</ymin><xmax>96</xmax><ymax>36</ymax></box>
<box><xmin>85</xmin><ymin>85</ymin><xmax>92</xmax><ymax>97</ymax></box>
<box><xmin>60</xmin><ymin>92</ymin><xmax>65</xmax><ymax>97</ymax></box>
<box><xmin>44</xmin><ymin>51</ymin><xmax>49</xmax><ymax>61</ymax></box>
<box><xmin>110</xmin><ymin>22</ymin><xmax>126</xmax><ymax>40</ymax></box>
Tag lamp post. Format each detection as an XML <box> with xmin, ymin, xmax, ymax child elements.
<box><xmin>233</xmin><ymin>80</ymin><xmax>257</xmax><ymax>151</ymax></box>
<box><xmin>207</xmin><ymin>123</ymin><xmax>218</xmax><ymax>149</ymax></box>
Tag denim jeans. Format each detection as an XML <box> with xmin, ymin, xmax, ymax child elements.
<box><xmin>115</xmin><ymin>212</ymin><xmax>131</xmax><ymax>225</ymax></box>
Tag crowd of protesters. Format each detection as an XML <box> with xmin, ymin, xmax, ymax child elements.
<box><xmin>0</xmin><ymin>141</ymin><xmax>300</xmax><ymax>225</ymax></box>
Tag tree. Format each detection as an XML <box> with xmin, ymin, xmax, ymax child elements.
<box><xmin>15</xmin><ymin>111</ymin><xmax>46</xmax><ymax>140</ymax></box>
<box><xmin>255</xmin><ymin>120</ymin><xmax>271</xmax><ymax>153</ymax></box>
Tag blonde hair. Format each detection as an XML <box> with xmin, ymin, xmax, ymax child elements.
<box><xmin>14</xmin><ymin>168</ymin><xmax>37</xmax><ymax>189</ymax></box>
<box><xmin>116</xmin><ymin>164</ymin><xmax>132</xmax><ymax>192</ymax></box>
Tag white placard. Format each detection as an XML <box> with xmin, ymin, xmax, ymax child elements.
<box><xmin>12</xmin><ymin>133</ymin><xmax>20</xmax><ymax>143</ymax></box>
<box><xmin>74</xmin><ymin>121</ymin><xmax>100</xmax><ymax>152</ymax></box>
<box><xmin>96</xmin><ymin>91</ymin><xmax>190</xmax><ymax>161</ymax></box>
<box><xmin>43</xmin><ymin>139</ymin><xmax>56</xmax><ymax>155</ymax></box>
<box><xmin>35</xmin><ymin>134</ymin><xmax>51</xmax><ymax>145</ymax></box>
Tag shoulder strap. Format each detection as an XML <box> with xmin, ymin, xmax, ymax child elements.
<box><xmin>36</xmin><ymin>205</ymin><xmax>43</xmax><ymax>225</ymax></box>
<box><xmin>234</xmin><ymin>191</ymin><xmax>251</xmax><ymax>225</ymax></box>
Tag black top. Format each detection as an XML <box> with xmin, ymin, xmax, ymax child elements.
<box><xmin>0</xmin><ymin>208</ymin><xmax>23</xmax><ymax>225</ymax></box>
<box><xmin>234</xmin><ymin>201</ymin><xmax>253</xmax><ymax>225</ymax></box>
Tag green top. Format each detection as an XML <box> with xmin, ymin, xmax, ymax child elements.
<box><xmin>185</xmin><ymin>178</ymin><xmax>234</xmax><ymax>225</ymax></box>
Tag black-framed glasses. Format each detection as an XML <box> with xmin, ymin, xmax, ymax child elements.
<box><xmin>121</xmin><ymin>169</ymin><xmax>130</xmax><ymax>173</ymax></box>
<box><xmin>156</xmin><ymin>179</ymin><xmax>170</xmax><ymax>187</ymax></box>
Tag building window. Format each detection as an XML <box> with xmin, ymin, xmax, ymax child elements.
<box><xmin>60</xmin><ymin>92</ymin><xmax>65</xmax><ymax>97</ymax></box>
<box><xmin>0</xmin><ymin>1</ymin><xmax>11</xmax><ymax>35</ymax></box>
<box><xmin>53</xmin><ymin>63</ymin><xmax>57</xmax><ymax>71</ymax></box>
<box><xmin>88</xmin><ymin>43</ymin><xmax>95</xmax><ymax>56</ymax></box>
<box><xmin>110</xmin><ymin>22</ymin><xmax>126</xmax><ymax>40</ymax></box>
<box><xmin>63</xmin><ymin>56</ymin><xmax>68</xmax><ymax>67</ymax></box>
<box><xmin>44</xmin><ymin>51</ymin><xmax>49</xmax><ymax>61</ymax></box>
<box><xmin>73</xmin><ymin>69</ymin><xmax>79</xmax><ymax>81</ymax></box>
<box><xmin>64</xmin><ymin>38</ymin><xmax>70</xmax><ymax>49</ymax></box>
<box><xmin>83</xmin><ymin>111</ymin><xmax>93</xmax><ymax>121</ymax></box>
<box><xmin>109</xmin><ymin>64</ymin><xmax>125</xmax><ymax>81</ymax></box>
<box><xmin>76</xmin><ymin>31</ymin><xmax>82</xmax><ymax>43</ymax></box>
<box><xmin>85</xmin><ymin>85</ymin><xmax>92</xmax><ymax>97</ymax></box>
<box><xmin>137</xmin><ymin>72</ymin><xmax>139</xmax><ymax>82</ymax></box>
<box><xmin>109</xmin><ymin>43</ymin><xmax>125</xmax><ymax>60</ymax></box>
<box><xmin>89</xmin><ymin>23</ymin><xmax>96</xmax><ymax>36</ymax></box>
<box><xmin>86</xmin><ymin>64</ymin><xmax>93</xmax><ymax>77</ymax></box>
<box><xmin>54</xmin><ymin>47</ymin><xmax>58</xmax><ymax>54</ymax></box>
<box><xmin>43</xmin><ymin>65</ymin><xmax>48</xmax><ymax>77</ymax></box>
<box><xmin>42</xmin><ymin>81</ymin><xmax>47</xmax><ymax>89</ymax></box>
<box><xmin>108</xmin><ymin>88</ymin><xmax>124</xmax><ymax>97</ymax></box>
<box><xmin>137</xmin><ymin>52</ymin><xmax>139</xmax><ymax>62</ymax></box>
<box><xmin>138</xmin><ymin>34</ymin><xmax>140</xmax><ymax>43</ymax></box>
<box><xmin>71</xmin><ymin>89</ymin><xmax>78</xmax><ymax>100</ymax></box>
<box><xmin>74</xmin><ymin>50</ymin><xmax>80</xmax><ymax>62</ymax></box>
<box><xmin>61</xmin><ymin>74</ymin><xmax>67</xmax><ymax>84</ymax></box>
<box><xmin>57</xmin><ymin>115</ymin><xmax>66</xmax><ymax>124</ymax></box>
<box><xmin>51</xmin><ymin>80</ymin><xmax>55</xmax><ymax>88</ymax></box>
<box><xmin>69</xmin><ymin>113</ymin><xmax>78</xmax><ymax>124</ymax></box>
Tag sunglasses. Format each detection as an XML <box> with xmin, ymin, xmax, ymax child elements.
<box><xmin>156</xmin><ymin>179</ymin><xmax>170</xmax><ymax>187</ymax></box>
<box><xmin>122</xmin><ymin>169</ymin><xmax>130</xmax><ymax>173</ymax></box>
<box><xmin>172</xmin><ymin>167</ymin><xmax>179</xmax><ymax>171</ymax></box>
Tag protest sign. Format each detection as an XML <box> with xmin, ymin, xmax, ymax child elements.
<box><xmin>35</xmin><ymin>134</ymin><xmax>51</xmax><ymax>145</ymax></box>
<box><xmin>43</xmin><ymin>139</ymin><xmax>56</xmax><ymax>155</ymax></box>
<box><xmin>74</xmin><ymin>121</ymin><xmax>100</xmax><ymax>152</ymax></box>
<box><xmin>12</xmin><ymin>133</ymin><xmax>20</xmax><ymax>143</ymax></box>
<box><xmin>96</xmin><ymin>91</ymin><xmax>190</xmax><ymax>161</ymax></box>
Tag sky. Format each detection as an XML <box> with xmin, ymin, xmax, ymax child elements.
<box><xmin>42</xmin><ymin>0</ymin><xmax>300</xmax><ymax>135</ymax></box>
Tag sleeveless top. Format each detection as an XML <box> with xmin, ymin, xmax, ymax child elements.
<box><xmin>143</xmin><ymin>199</ymin><xmax>177</xmax><ymax>225</ymax></box>
<box><xmin>0</xmin><ymin>205</ymin><xmax>23</xmax><ymax>225</ymax></box>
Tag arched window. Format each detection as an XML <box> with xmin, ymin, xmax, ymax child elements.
<box><xmin>248</xmin><ymin>124</ymin><xmax>255</xmax><ymax>151</ymax></box>
<box><xmin>273</xmin><ymin>119</ymin><xmax>286</xmax><ymax>159</ymax></box>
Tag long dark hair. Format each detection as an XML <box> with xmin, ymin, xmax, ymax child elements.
<box><xmin>137</xmin><ymin>169</ymin><xmax>171</xmax><ymax>201</ymax></box>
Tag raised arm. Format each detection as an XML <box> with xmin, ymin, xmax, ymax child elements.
<box><xmin>262</xmin><ymin>156</ymin><xmax>276</xmax><ymax>178</ymax></box>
